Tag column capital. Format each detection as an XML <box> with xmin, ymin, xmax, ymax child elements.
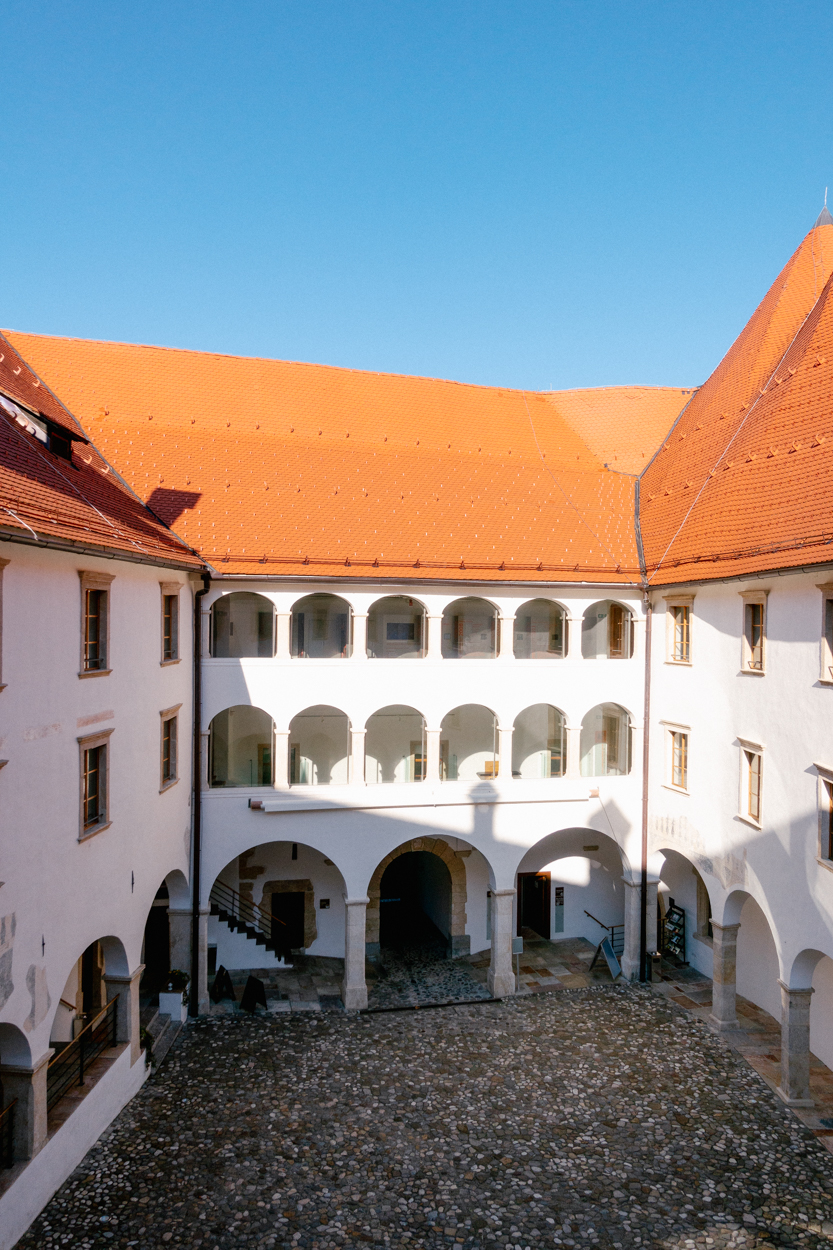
<box><xmin>778</xmin><ymin>980</ymin><xmax>814</xmax><ymax>998</ymax></box>
<box><xmin>351</xmin><ymin>728</ymin><xmax>367</xmax><ymax>738</ymax></box>
<box><xmin>0</xmin><ymin>1050</ymin><xmax>53</xmax><ymax>1078</ymax></box>
<box><xmin>104</xmin><ymin>964</ymin><xmax>144</xmax><ymax>987</ymax></box>
<box><xmin>345</xmin><ymin>896</ymin><xmax>370</xmax><ymax>907</ymax></box>
<box><xmin>491</xmin><ymin>887</ymin><xmax>517</xmax><ymax>898</ymax></box>
<box><xmin>711</xmin><ymin>921</ymin><xmax>741</xmax><ymax>936</ymax></box>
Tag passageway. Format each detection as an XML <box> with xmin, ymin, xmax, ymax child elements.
<box><xmin>379</xmin><ymin>851</ymin><xmax>452</xmax><ymax>956</ymax></box>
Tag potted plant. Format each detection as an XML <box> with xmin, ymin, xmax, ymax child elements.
<box><xmin>158</xmin><ymin>969</ymin><xmax>189</xmax><ymax>1023</ymax></box>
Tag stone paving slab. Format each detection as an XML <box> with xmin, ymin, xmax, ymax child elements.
<box><xmin>19</xmin><ymin>985</ymin><xmax>833</xmax><ymax>1250</ymax></box>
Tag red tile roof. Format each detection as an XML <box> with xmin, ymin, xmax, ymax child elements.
<box><xmin>0</xmin><ymin>332</ymin><xmax>204</xmax><ymax>569</ymax></box>
<box><xmin>542</xmin><ymin>386</ymin><xmax>692</xmax><ymax>475</ymax></box>
<box><xmin>640</xmin><ymin>219</ymin><xmax>833</xmax><ymax>583</ymax></box>
<box><xmin>4</xmin><ymin>335</ymin><xmax>684</xmax><ymax>583</ymax></box>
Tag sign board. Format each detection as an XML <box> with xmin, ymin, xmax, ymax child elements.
<box><xmin>512</xmin><ymin>936</ymin><xmax>524</xmax><ymax>955</ymax></box>
<box><xmin>600</xmin><ymin>937</ymin><xmax>622</xmax><ymax>980</ymax></box>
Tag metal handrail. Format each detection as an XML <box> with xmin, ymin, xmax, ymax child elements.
<box><xmin>0</xmin><ymin>1099</ymin><xmax>16</xmax><ymax>1168</ymax></box>
<box><xmin>46</xmin><ymin>996</ymin><xmax>118</xmax><ymax>1112</ymax></box>
<box><xmin>584</xmin><ymin>911</ymin><xmax>625</xmax><ymax>956</ymax></box>
<box><xmin>209</xmin><ymin>880</ymin><xmax>285</xmax><ymax>944</ymax></box>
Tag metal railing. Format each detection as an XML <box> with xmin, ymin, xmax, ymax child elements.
<box><xmin>584</xmin><ymin>910</ymin><xmax>625</xmax><ymax>957</ymax></box>
<box><xmin>209</xmin><ymin>880</ymin><xmax>286</xmax><ymax>945</ymax></box>
<box><xmin>46</xmin><ymin>996</ymin><xmax>118</xmax><ymax>1112</ymax></box>
<box><xmin>0</xmin><ymin>1099</ymin><xmax>16</xmax><ymax>1168</ymax></box>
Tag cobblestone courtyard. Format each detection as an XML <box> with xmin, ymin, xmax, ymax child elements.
<box><xmin>19</xmin><ymin>986</ymin><xmax>833</xmax><ymax>1250</ymax></box>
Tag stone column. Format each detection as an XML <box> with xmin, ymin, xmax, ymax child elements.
<box><xmin>566</xmin><ymin>726</ymin><xmax>582</xmax><ymax>779</ymax></box>
<box><xmin>196</xmin><ymin>907</ymin><xmax>211</xmax><ymax>1015</ymax></box>
<box><xmin>564</xmin><ymin>616</ymin><xmax>578</xmax><ymax>659</ymax></box>
<box><xmin>777</xmin><ymin>982</ymin><xmax>815</xmax><ymax>1107</ymax></box>
<box><xmin>342</xmin><ymin>897</ymin><xmax>369</xmax><ymax>1010</ymax></box>
<box><xmin>274</xmin><ymin>731</ymin><xmax>290</xmax><ymax>788</ymax></box>
<box><xmin>498</xmin><ymin>726</ymin><xmax>514</xmax><ymax>781</ymax></box>
<box><xmin>201</xmin><ymin>609</ymin><xmax>211</xmax><ymax>656</ymax></box>
<box><xmin>426</xmin><ymin>728</ymin><xmax>441</xmax><ymax>781</ymax></box>
<box><xmin>352</xmin><ymin>614</ymin><xmax>368</xmax><ymax>661</ymax></box>
<box><xmin>488</xmin><ymin>888</ymin><xmax>516</xmax><ymax>997</ymax></box>
<box><xmin>426</xmin><ymin>615</ymin><xmax>444</xmax><ymax>660</ymax></box>
<box><xmin>498</xmin><ymin>616</ymin><xmax>514</xmax><ymax>661</ymax></box>
<box><xmin>709</xmin><ymin>922</ymin><xmax>740</xmax><ymax>1030</ymax></box>
<box><xmin>276</xmin><ymin>612</ymin><xmax>292</xmax><ymax>659</ymax></box>
<box><xmin>104</xmin><ymin>966</ymin><xmax>144</xmax><ymax>1065</ymax></box>
<box><xmin>620</xmin><ymin>878</ymin><xmax>658</xmax><ymax>981</ymax></box>
<box><xmin>350</xmin><ymin>730</ymin><xmax>366</xmax><ymax>785</ymax></box>
<box><xmin>200</xmin><ymin>730</ymin><xmax>210</xmax><ymax>790</ymax></box>
<box><xmin>0</xmin><ymin>1050</ymin><xmax>51</xmax><ymax>1160</ymax></box>
<box><xmin>168</xmin><ymin>908</ymin><xmax>191</xmax><ymax>977</ymax></box>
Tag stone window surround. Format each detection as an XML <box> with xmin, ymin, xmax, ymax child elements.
<box><xmin>78</xmin><ymin>726</ymin><xmax>114</xmax><ymax>841</ymax></box>
<box><xmin>0</xmin><ymin>556</ymin><xmax>8</xmax><ymax>692</ymax></box>
<box><xmin>78</xmin><ymin>570</ymin><xmax>114</xmax><ymax>679</ymax></box>
<box><xmin>260</xmin><ymin>878</ymin><xmax>317</xmax><ymax>950</ymax></box>
<box><xmin>662</xmin><ymin>593</ymin><xmax>694</xmax><ymax>665</ymax></box>
<box><xmin>160</xmin><ymin>581</ymin><xmax>181</xmax><ymax>666</ymax></box>
<box><xmin>659</xmin><ymin>719</ymin><xmax>690</xmax><ymax>793</ymax></box>
<box><xmin>738</xmin><ymin>587</ymin><xmax>769</xmax><ymax>675</ymax></box>
<box><xmin>737</xmin><ymin>736</ymin><xmax>764</xmax><ymax>829</ymax></box>
<box><xmin>816</xmin><ymin>583</ymin><xmax>833</xmax><ymax>685</ymax></box>
<box><xmin>814</xmin><ymin>762</ymin><xmax>833</xmax><ymax>870</ymax></box>
<box><xmin>160</xmin><ymin>703</ymin><xmax>182</xmax><ymax>793</ymax></box>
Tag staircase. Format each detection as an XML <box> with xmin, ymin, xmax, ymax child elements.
<box><xmin>209</xmin><ymin>880</ymin><xmax>288</xmax><ymax>959</ymax></box>
<box><xmin>140</xmin><ymin>1001</ymin><xmax>183</xmax><ymax>1066</ymax></box>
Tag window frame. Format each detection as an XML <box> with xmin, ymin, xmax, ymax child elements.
<box><xmin>663</xmin><ymin>594</ymin><xmax>694</xmax><ymax>665</ymax></box>
<box><xmin>0</xmin><ymin>557</ymin><xmax>8</xmax><ymax>692</ymax></box>
<box><xmin>739</xmin><ymin>589</ymin><xmax>768</xmax><ymax>675</ymax></box>
<box><xmin>78</xmin><ymin>727</ymin><xmax>113</xmax><ymax>839</ymax></box>
<box><xmin>79</xmin><ymin>571</ymin><xmax>114</xmax><ymax>678</ymax></box>
<box><xmin>160</xmin><ymin>582</ymin><xmax>181</xmax><ymax>665</ymax></box>
<box><xmin>738</xmin><ymin>737</ymin><xmax>763</xmax><ymax>827</ymax></box>
<box><xmin>815</xmin><ymin>763</ymin><xmax>833</xmax><ymax>870</ymax></box>
<box><xmin>817</xmin><ymin>584</ymin><xmax>833</xmax><ymax>685</ymax></box>
<box><xmin>160</xmin><ymin>703</ymin><xmax>182</xmax><ymax>792</ymax></box>
<box><xmin>661</xmin><ymin>720</ymin><xmax>690</xmax><ymax>792</ymax></box>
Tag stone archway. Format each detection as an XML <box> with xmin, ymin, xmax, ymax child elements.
<box><xmin>367</xmin><ymin>838</ymin><xmax>469</xmax><ymax>957</ymax></box>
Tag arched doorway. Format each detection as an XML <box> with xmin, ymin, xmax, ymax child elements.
<box><xmin>379</xmin><ymin>852</ymin><xmax>452</xmax><ymax>954</ymax></box>
<box><xmin>367</xmin><ymin>838</ymin><xmax>469</xmax><ymax>960</ymax></box>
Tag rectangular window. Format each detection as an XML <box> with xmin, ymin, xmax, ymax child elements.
<box><xmin>163</xmin><ymin>594</ymin><xmax>179</xmax><ymax>661</ymax></box>
<box><xmin>671</xmin><ymin>731</ymin><xmax>688</xmax><ymax>790</ymax></box>
<box><xmin>162</xmin><ymin>716</ymin><xmax>177</xmax><ymax>784</ymax></box>
<box><xmin>740</xmin><ymin>591</ymin><xmax>768</xmax><ymax>673</ymax></box>
<box><xmin>671</xmin><ymin>604</ymin><xmax>691</xmax><ymax>662</ymax></box>
<box><xmin>740</xmin><ymin>745</ymin><xmax>763</xmax><ymax>824</ymax></box>
<box><xmin>84</xmin><ymin>589</ymin><xmax>107</xmax><ymax>670</ymax></box>
<box><xmin>816</xmin><ymin>768</ymin><xmax>833</xmax><ymax>863</ymax></box>
<box><xmin>78</xmin><ymin>728</ymin><xmax>112</xmax><ymax>836</ymax></box>
<box><xmin>818</xmin><ymin>586</ymin><xmax>833</xmax><ymax>682</ymax></box>
<box><xmin>554</xmin><ymin>885</ymin><xmax>565</xmax><ymax>934</ymax></box>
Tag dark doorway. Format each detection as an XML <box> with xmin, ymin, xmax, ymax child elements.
<box><xmin>141</xmin><ymin>886</ymin><xmax>171</xmax><ymax>993</ymax></box>
<box><xmin>80</xmin><ymin>941</ymin><xmax>103</xmax><ymax>1016</ymax></box>
<box><xmin>379</xmin><ymin>851</ymin><xmax>452</xmax><ymax>954</ymax></box>
<box><xmin>517</xmin><ymin>872</ymin><xmax>551</xmax><ymax>939</ymax></box>
<box><xmin>272</xmin><ymin>891</ymin><xmax>305</xmax><ymax>956</ymax></box>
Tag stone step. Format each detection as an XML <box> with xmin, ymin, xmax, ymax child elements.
<box><xmin>151</xmin><ymin>1013</ymin><xmax>183</xmax><ymax>1065</ymax></box>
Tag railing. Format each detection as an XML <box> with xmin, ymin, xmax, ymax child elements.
<box><xmin>46</xmin><ymin>996</ymin><xmax>118</xmax><ymax>1112</ymax></box>
<box><xmin>0</xmin><ymin>1099</ymin><xmax>16</xmax><ymax>1168</ymax></box>
<box><xmin>584</xmin><ymin>910</ymin><xmax>625</xmax><ymax>957</ymax></box>
<box><xmin>209</xmin><ymin>880</ymin><xmax>286</xmax><ymax>946</ymax></box>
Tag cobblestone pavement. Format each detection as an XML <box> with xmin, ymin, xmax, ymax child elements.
<box><xmin>368</xmin><ymin>939</ymin><xmax>492</xmax><ymax>1010</ymax></box>
<box><xmin>20</xmin><ymin>986</ymin><xmax>833</xmax><ymax>1250</ymax></box>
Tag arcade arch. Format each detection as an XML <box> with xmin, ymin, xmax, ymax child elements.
<box><xmin>367</xmin><ymin>838</ymin><xmax>471</xmax><ymax>959</ymax></box>
<box><xmin>579</xmin><ymin>703</ymin><xmax>632</xmax><ymax>776</ymax></box>
<box><xmin>441</xmin><ymin>598</ymin><xmax>498</xmax><ymax>659</ymax></box>
<box><xmin>210</xmin><ymin>592</ymin><xmax>276</xmax><ymax>658</ymax></box>
<box><xmin>512</xmin><ymin>704</ymin><xmax>566</xmax><ymax>778</ymax></box>
<box><xmin>288</xmin><ymin>705</ymin><xmax>350</xmax><ymax>785</ymax></box>
<box><xmin>581</xmin><ymin>600</ymin><xmax>634</xmax><ymax>659</ymax></box>
<box><xmin>515</xmin><ymin>828</ymin><xmax>627</xmax><ymax>948</ymax></box>
<box><xmin>513</xmin><ymin>599</ymin><xmax>567</xmax><ymax>659</ymax></box>
<box><xmin>209</xmin><ymin>705</ymin><xmax>274</xmax><ymax>787</ymax></box>
<box><xmin>367</xmin><ymin>596</ymin><xmax>426</xmax><ymax>658</ymax></box>
<box><xmin>365</xmin><ymin>705</ymin><xmax>426</xmax><ymax>784</ymax></box>
<box><xmin>291</xmin><ymin>593</ymin><xmax>352</xmax><ymax>658</ymax></box>
<box><xmin>655</xmin><ymin>848</ymin><xmax>714</xmax><ymax>978</ymax></box>
<box><xmin>439</xmin><ymin>704</ymin><xmax>498</xmax><ymax>781</ymax></box>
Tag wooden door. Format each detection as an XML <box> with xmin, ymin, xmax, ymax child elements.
<box><xmin>517</xmin><ymin>873</ymin><xmax>551</xmax><ymax>939</ymax></box>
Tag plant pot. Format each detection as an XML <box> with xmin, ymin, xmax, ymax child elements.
<box><xmin>159</xmin><ymin>991</ymin><xmax>187</xmax><ymax>1023</ymax></box>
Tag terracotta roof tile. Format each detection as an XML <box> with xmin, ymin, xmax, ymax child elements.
<box><xmin>542</xmin><ymin>386</ymin><xmax>692</xmax><ymax>475</ymax></box>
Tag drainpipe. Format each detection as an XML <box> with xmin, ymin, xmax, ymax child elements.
<box><xmin>189</xmin><ymin>572</ymin><xmax>211</xmax><ymax>1016</ymax></box>
<box><xmin>639</xmin><ymin>591</ymin><xmax>653</xmax><ymax>982</ymax></box>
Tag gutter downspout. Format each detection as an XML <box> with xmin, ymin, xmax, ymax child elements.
<box><xmin>639</xmin><ymin>592</ymin><xmax>652</xmax><ymax>982</ymax></box>
<box><xmin>189</xmin><ymin>572</ymin><xmax>211</xmax><ymax>1016</ymax></box>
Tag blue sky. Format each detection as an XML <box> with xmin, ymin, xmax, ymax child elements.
<box><xmin>3</xmin><ymin>2</ymin><xmax>833</xmax><ymax>389</ymax></box>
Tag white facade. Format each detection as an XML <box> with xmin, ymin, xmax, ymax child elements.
<box><xmin>0</xmin><ymin>539</ymin><xmax>194</xmax><ymax>1248</ymax></box>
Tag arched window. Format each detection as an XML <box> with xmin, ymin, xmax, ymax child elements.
<box><xmin>512</xmin><ymin>705</ymin><xmax>567</xmax><ymax>778</ymax></box>
<box><xmin>581</xmin><ymin>601</ymin><xmax>634</xmax><ymax>659</ymax></box>
<box><xmin>513</xmin><ymin>600</ymin><xmax>567</xmax><ymax>659</ymax></box>
<box><xmin>579</xmin><ymin>703</ymin><xmax>631</xmax><ymax>776</ymax></box>
<box><xmin>288</xmin><ymin>706</ymin><xmax>350</xmax><ymax>785</ymax></box>
<box><xmin>366</xmin><ymin>597</ymin><xmax>425</xmax><ymax>658</ymax></box>
<box><xmin>439</xmin><ymin>705</ymin><xmax>498</xmax><ymax>781</ymax></box>
<box><xmin>291</xmin><ymin>595</ymin><xmax>352</xmax><ymax>659</ymax></box>
<box><xmin>441</xmin><ymin>598</ymin><xmax>497</xmax><ymax>659</ymax></box>
<box><xmin>209</xmin><ymin>706</ymin><xmax>275</xmax><ymax>786</ymax></box>
<box><xmin>365</xmin><ymin>706</ymin><xmax>426</xmax><ymax>783</ymax></box>
<box><xmin>210</xmin><ymin>593</ymin><xmax>276</xmax><ymax>658</ymax></box>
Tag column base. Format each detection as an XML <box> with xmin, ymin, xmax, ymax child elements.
<box><xmin>620</xmin><ymin>956</ymin><xmax>639</xmax><ymax>982</ymax></box>
<box><xmin>775</xmin><ymin>1086</ymin><xmax>814</xmax><ymax>1108</ymax></box>
<box><xmin>709</xmin><ymin>1013</ymin><xmax>738</xmax><ymax>1032</ymax></box>
<box><xmin>487</xmin><ymin>970</ymin><xmax>516</xmax><ymax>998</ymax></box>
<box><xmin>342</xmin><ymin>984</ymin><xmax>368</xmax><ymax>1011</ymax></box>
